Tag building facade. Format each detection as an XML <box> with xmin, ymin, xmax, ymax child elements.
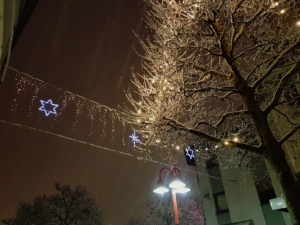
<box><xmin>195</xmin><ymin>161</ymin><xmax>293</xmax><ymax>225</ymax></box>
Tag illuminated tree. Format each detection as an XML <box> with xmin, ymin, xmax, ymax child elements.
<box><xmin>2</xmin><ymin>183</ymin><xmax>103</xmax><ymax>225</ymax></box>
<box><xmin>123</xmin><ymin>0</ymin><xmax>300</xmax><ymax>222</ymax></box>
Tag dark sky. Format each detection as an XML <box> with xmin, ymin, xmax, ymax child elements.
<box><xmin>0</xmin><ymin>1</ymin><xmax>199</xmax><ymax>224</ymax></box>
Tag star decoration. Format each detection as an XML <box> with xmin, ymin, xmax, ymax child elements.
<box><xmin>185</xmin><ymin>146</ymin><xmax>195</xmax><ymax>160</ymax></box>
<box><xmin>38</xmin><ymin>99</ymin><xmax>59</xmax><ymax>117</ymax></box>
<box><xmin>129</xmin><ymin>130</ymin><xmax>140</xmax><ymax>147</ymax></box>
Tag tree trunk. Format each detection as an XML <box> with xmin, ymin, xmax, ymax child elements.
<box><xmin>250</xmin><ymin>106</ymin><xmax>300</xmax><ymax>224</ymax></box>
<box><xmin>242</xmin><ymin>90</ymin><xmax>300</xmax><ymax>224</ymax></box>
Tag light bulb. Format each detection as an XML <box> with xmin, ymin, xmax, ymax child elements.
<box><xmin>154</xmin><ymin>186</ymin><xmax>169</xmax><ymax>195</ymax></box>
<box><xmin>233</xmin><ymin>137</ymin><xmax>239</xmax><ymax>142</ymax></box>
<box><xmin>279</xmin><ymin>9</ymin><xmax>285</xmax><ymax>14</ymax></box>
<box><xmin>169</xmin><ymin>180</ymin><xmax>185</xmax><ymax>189</ymax></box>
<box><xmin>174</xmin><ymin>187</ymin><xmax>190</xmax><ymax>194</ymax></box>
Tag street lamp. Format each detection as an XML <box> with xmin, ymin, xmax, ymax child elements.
<box><xmin>153</xmin><ymin>164</ymin><xmax>190</xmax><ymax>225</ymax></box>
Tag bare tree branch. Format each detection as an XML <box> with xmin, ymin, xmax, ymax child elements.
<box><xmin>163</xmin><ymin>117</ymin><xmax>263</xmax><ymax>155</ymax></box>
<box><xmin>264</xmin><ymin>63</ymin><xmax>300</xmax><ymax>114</ymax></box>
<box><xmin>252</xmin><ymin>39</ymin><xmax>300</xmax><ymax>88</ymax></box>
<box><xmin>279</xmin><ymin>124</ymin><xmax>300</xmax><ymax>145</ymax></box>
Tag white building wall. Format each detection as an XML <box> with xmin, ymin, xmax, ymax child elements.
<box><xmin>220</xmin><ymin>168</ymin><xmax>266</xmax><ymax>225</ymax></box>
<box><xmin>196</xmin><ymin>165</ymin><xmax>219</xmax><ymax>225</ymax></box>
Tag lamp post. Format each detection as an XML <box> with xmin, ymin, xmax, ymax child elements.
<box><xmin>153</xmin><ymin>164</ymin><xmax>190</xmax><ymax>225</ymax></box>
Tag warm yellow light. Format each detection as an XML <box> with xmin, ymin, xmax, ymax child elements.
<box><xmin>163</xmin><ymin>86</ymin><xmax>166</xmax><ymax>91</ymax></box>
<box><xmin>224</xmin><ymin>140</ymin><xmax>230</xmax><ymax>145</ymax></box>
<box><xmin>279</xmin><ymin>9</ymin><xmax>286</xmax><ymax>14</ymax></box>
<box><xmin>137</xmin><ymin>119</ymin><xmax>141</xmax><ymax>123</ymax></box>
<box><xmin>205</xmin><ymin>147</ymin><xmax>208</xmax><ymax>151</ymax></box>
<box><xmin>137</xmin><ymin>109</ymin><xmax>141</xmax><ymax>114</ymax></box>
<box><xmin>297</xmin><ymin>20</ymin><xmax>300</xmax><ymax>26</ymax></box>
<box><xmin>233</xmin><ymin>137</ymin><xmax>239</xmax><ymax>142</ymax></box>
<box><xmin>156</xmin><ymin>139</ymin><xmax>161</xmax><ymax>143</ymax></box>
<box><xmin>138</xmin><ymin>101</ymin><xmax>142</xmax><ymax>105</ymax></box>
<box><xmin>175</xmin><ymin>145</ymin><xmax>180</xmax><ymax>150</ymax></box>
<box><xmin>146</xmin><ymin>125</ymin><xmax>149</xmax><ymax>129</ymax></box>
<box><xmin>272</xmin><ymin>2</ymin><xmax>279</xmax><ymax>7</ymax></box>
<box><xmin>215</xmin><ymin>145</ymin><xmax>219</xmax><ymax>149</ymax></box>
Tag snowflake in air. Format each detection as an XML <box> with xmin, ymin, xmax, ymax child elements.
<box><xmin>38</xmin><ymin>99</ymin><xmax>59</xmax><ymax>116</ymax></box>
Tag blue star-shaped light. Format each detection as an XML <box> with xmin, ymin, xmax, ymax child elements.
<box><xmin>129</xmin><ymin>130</ymin><xmax>140</xmax><ymax>147</ymax></box>
<box><xmin>38</xmin><ymin>99</ymin><xmax>59</xmax><ymax>117</ymax></box>
<box><xmin>185</xmin><ymin>146</ymin><xmax>195</xmax><ymax>160</ymax></box>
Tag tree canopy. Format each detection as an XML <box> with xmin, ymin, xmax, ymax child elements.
<box><xmin>3</xmin><ymin>183</ymin><xmax>103</xmax><ymax>225</ymax></box>
<box><xmin>123</xmin><ymin>0</ymin><xmax>300</xmax><ymax>223</ymax></box>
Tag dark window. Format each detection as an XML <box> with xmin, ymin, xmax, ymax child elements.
<box><xmin>214</xmin><ymin>191</ymin><xmax>229</xmax><ymax>214</ymax></box>
<box><xmin>258</xmin><ymin>188</ymin><xmax>276</xmax><ymax>205</ymax></box>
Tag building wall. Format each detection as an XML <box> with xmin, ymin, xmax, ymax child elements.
<box><xmin>220</xmin><ymin>168</ymin><xmax>266</xmax><ymax>225</ymax></box>
<box><xmin>196</xmin><ymin>162</ymin><xmax>292</xmax><ymax>225</ymax></box>
<box><xmin>265</xmin><ymin>161</ymin><xmax>293</xmax><ymax>225</ymax></box>
<box><xmin>196</xmin><ymin>165</ymin><xmax>220</xmax><ymax>225</ymax></box>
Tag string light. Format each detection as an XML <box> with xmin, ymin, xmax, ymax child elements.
<box><xmin>215</xmin><ymin>145</ymin><xmax>219</xmax><ymax>149</ymax></box>
<box><xmin>224</xmin><ymin>140</ymin><xmax>230</xmax><ymax>145</ymax></box>
<box><xmin>297</xmin><ymin>20</ymin><xmax>300</xmax><ymax>26</ymax></box>
<box><xmin>137</xmin><ymin>119</ymin><xmax>141</xmax><ymax>123</ymax></box>
<box><xmin>137</xmin><ymin>109</ymin><xmax>141</xmax><ymax>114</ymax></box>
<box><xmin>279</xmin><ymin>9</ymin><xmax>286</xmax><ymax>14</ymax></box>
<box><xmin>271</xmin><ymin>2</ymin><xmax>279</xmax><ymax>7</ymax></box>
<box><xmin>233</xmin><ymin>137</ymin><xmax>239</xmax><ymax>143</ymax></box>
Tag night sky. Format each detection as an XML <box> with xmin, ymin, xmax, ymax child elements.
<box><xmin>0</xmin><ymin>1</ymin><xmax>199</xmax><ymax>224</ymax></box>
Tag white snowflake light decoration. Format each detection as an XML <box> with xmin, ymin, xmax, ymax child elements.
<box><xmin>129</xmin><ymin>130</ymin><xmax>141</xmax><ymax>147</ymax></box>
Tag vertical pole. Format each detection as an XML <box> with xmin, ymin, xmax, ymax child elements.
<box><xmin>172</xmin><ymin>189</ymin><xmax>180</xmax><ymax>225</ymax></box>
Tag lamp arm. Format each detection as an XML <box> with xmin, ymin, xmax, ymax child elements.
<box><xmin>158</xmin><ymin>167</ymin><xmax>172</xmax><ymax>184</ymax></box>
<box><xmin>171</xmin><ymin>164</ymin><xmax>181</xmax><ymax>180</ymax></box>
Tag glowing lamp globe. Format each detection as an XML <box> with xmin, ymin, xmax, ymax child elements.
<box><xmin>169</xmin><ymin>180</ymin><xmax>185</xmax><ymax>189</ymax></box>
<box><xmin>153</xmin><ymin>186</ymin><xmax>169</xmax><ymax>195</ymax></box>
<box><xmin>174</xmin><ymin>187</ymin><xmax>191</xmax><ymax>194</ymax></box>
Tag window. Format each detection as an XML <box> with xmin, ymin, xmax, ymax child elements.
<box><xmin>214</xmin><ymin>191</ymin><xmax>229</xmax><ymax>213</ymax></box>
